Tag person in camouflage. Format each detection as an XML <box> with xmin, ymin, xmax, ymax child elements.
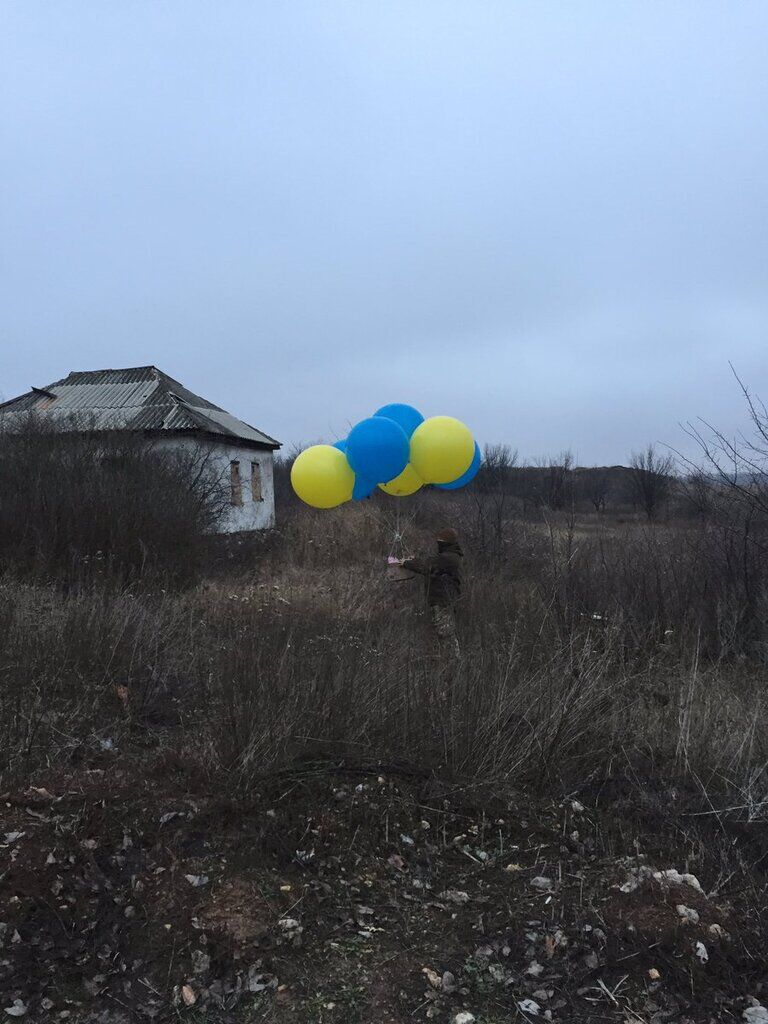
<box><xmin>400</xmin><ymin>527</ymin><xmax>463</xmax><ymax>657</ymax></box>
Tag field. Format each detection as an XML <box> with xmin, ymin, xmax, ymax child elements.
<box><xmin>2</xmin><ymin>487</ymin><xmax>768</xmax><ymax>1024</ymax></box>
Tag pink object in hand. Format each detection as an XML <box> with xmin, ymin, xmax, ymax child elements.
<box><xmin>387</xmin><ymin>555</ymin><xmax>415</xmax><ymax>581</ymax></box>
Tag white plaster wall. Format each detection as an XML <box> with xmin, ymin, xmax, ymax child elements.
<box><xmin>152</xmin><ymin>436</ymin><xmax>276</xmax><ymax>533</ymax></box>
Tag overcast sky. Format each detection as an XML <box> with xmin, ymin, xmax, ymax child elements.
<box><xmin>2</xmin><ymin>2</ymin><xmax>767</xmax><ymax>464</ymax></box>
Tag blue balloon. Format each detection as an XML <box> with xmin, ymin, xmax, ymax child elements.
<box><xmin>374</xmin><ymin>403</ymin><xmax>424</xmax><ymax>438</ymax></box>
<box><xmin>352</xmin><ymin>475</ymin><xmax>377</xmax><ymax>500</ymax></box>
<box><xmin>436</xmin><ymin>441</ymin><xmax>482</xmax><ymax>490</ymax></box>
<box><xmin>333</xmin><ymin>440</ymin><xmax>376</xmax><ymax>499</ymax></box>
<box><xmin>346</xmin><ymin>416</ymin><xmax>409</xmax><ymax>484</ymax></box>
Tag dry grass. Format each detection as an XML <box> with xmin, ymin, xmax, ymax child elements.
<box><xmin>2</xmin><ymin>500</ymin><xmax>768</xmax><ymax>826</ymax></box>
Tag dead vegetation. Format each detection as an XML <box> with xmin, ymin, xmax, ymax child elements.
<box><xmin>3</xmin><ymin>414</ymin><xmax>768</xmax><ymax>1019</ymax></box>
<box><xmin>0</xmin><ymin>418</ymin><xmax>227</xmax><ymax>585</ymax></box>
<box><xmin>1</xmin><ymin>499</ymin><xmax>768</xmax><ymax>1022</ymax></box>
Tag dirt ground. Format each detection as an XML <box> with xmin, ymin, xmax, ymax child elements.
<box><xmin>3</xmin><ymin>735</ymin><xmax>768</xmax><ymax>1024</ymax></box>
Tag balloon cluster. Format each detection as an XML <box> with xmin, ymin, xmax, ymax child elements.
<box><xmin>291</xmin><ymin>404</ymin><xmax>481</xmax><ymax>510</ymax></box>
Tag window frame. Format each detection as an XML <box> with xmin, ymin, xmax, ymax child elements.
<box><xmin>230</xmin><ymin>459</ymin><xmax>243</xmax><ymax>506</ymax></box>
<box><xmin>250</xmin><ymin>460</ymin><xmax>263</xmax><ymax>502</ymax></box>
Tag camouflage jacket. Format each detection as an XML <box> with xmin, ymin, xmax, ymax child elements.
<box><xmin>402</xmin><ymin>542</ymin><xmax>463</xmax><ymax>608</ymax></box>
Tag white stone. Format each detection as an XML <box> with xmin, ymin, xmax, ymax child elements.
<box><xmin>530</xmin><ymin>876</ymin><xmax>553</xmax><ymax>891</ymax></box>
<box><xmin>677</xmin><ymin>904</ymin><xmax>700</xmax><ymax>924</ymax></box>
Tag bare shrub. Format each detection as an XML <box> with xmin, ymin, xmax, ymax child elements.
<box><xmin>0</xmin><ymin>417</ymin><xmax>227</xmax><ymax>584</ymax></box>
<box><xmin>540</xmin><ymin>450</ymin><xmax>575</xmax><ymax>510</ymax></box>
<box><xmin>273</xmin><ymin>450</ymin><xmax>298</xmax><ymax>517</ymax></box>
<box><xmin>468</xmin><ymin>443</ymin><xmax>518</xmax><ymax>560</ymax></box>
<box><xmin>575</xmin><ymin>467</ymin><xmax>613</xmax><ymax>513</ymax></box>
<box><xmin>676</xmin><ymin>469</ymin><xmax>717</xmax><ymax>519</ymax></box>
<box><xmin>675</xmin><ymin>374</ymin><xmax>768</xmax><ymax>650</ymax></box>
<box><xmin>628</xmin><ymin>443</ymin><xmax>675</xmax><ymax>520</ymax></box>
<box><xmin>683</xmin><ymin>371</ymin><xmax>768</xmax><ymax>514</ymax></box>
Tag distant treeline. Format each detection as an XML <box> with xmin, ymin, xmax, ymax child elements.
<box><xmin>473</xmin><ymin>446</ymin><xmax>677</xmax><ymax>519</ymax></box>
<box><xmin>275</xmin><ymin>445</ymin><xmax>680</xmax><ymax>520</ymax></box>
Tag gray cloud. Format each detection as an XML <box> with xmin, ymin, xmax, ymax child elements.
<box><xmin>2</xmin><ymin>1</ymin><xmax>767</xmax><ymax>463</ymax></box>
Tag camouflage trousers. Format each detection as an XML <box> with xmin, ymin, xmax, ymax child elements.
<box><xmin>430</xmin><ymin>605</ymin><xmax>460</xmax><ymax>658</ymax></box>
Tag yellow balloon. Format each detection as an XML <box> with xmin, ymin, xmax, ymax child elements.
<box><xmin>291</xmin><ymin>445</ymin><xmax>355</xmax><ymax>509</ymax></box>
<box><xmin>409</xmin><ymin>416</ymin><xmax>475</xmax><ymax>484</ymax></box>
<box><xmin>379</xmin><ymin>463</ymin><xmax>423</xmax><ymax>497</ymax></box>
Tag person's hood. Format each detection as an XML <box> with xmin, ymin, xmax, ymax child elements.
<box><xmin>437</xmin><ymin>541</ymin><xmax>463</xmax><ymax>557</ymax></box>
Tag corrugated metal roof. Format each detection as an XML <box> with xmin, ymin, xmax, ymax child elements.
<box><xmin>0</xmin><ymin>365</ymin><xmax>280</xmax><ymax>449</ymax></box>
<box><xmin>189</xmin><ymin>406</ymin><xmax>281</xmax><ymax>445</ymax></box>
<box><xmin>48</xmin><ymin>379</ymin><xmax>163</xmax><ymax>411</ymax></box>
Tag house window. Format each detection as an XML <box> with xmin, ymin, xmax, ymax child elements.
<box><xmin>251</xmin><ymin>461</ymin><xmax>263</xmax><ymax>502</ymax></box>
<box><xmin>230</xmin><ymin>460</ymin><xmax>243</xmax><ymax>506</ymax></box>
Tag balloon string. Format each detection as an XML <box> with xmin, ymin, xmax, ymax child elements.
<box><xmin>389</xmin><ymin>507</ymin><xmax>401</xmax><ymax>560</ymax></box>
<box><xmin>388</xmin><ymin>507</ymin><xmax>411</xmax><ymax>560</ymax></box>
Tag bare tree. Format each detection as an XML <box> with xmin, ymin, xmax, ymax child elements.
<box><xmin>576</xmin><ymin>467</ymin><xmax>611</xmax><ymax>513</ymax></box>
<box><xmin>628</xmin><ymin>444</ymin><xmax>674</xmax><ymax>521</ymax></box>
<box><xmin>681</xmin><ymin>369</ymin><xmax>768</xmax><ymax>522</ymax></box>
<box><xmin>539</xmin><ymin>451</ymin><xmax>574</xmax><ymax>510</ymax></box>
<box><xmin>472</xmin><ymin>443</ymin><xmax>518</xmax><ymax>557</ymax></box>
<box><xmin>675</xmin><ymin>371</ymin><xmax>768</xmax><ymax>649</ymax></box>
<box><xmin>676</xmin><ymin>469</ymin><xmax>716</xmax><ymax>520</ymax></box>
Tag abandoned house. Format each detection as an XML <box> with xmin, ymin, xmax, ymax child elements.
<box><xmin>0</xmin><ymin>365</ymin><xmax>281</xmax><ymax>532</ymax></box>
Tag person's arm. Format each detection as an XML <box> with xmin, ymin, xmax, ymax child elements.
<box><xmin>402</xmin><ymin>556</ymin><xmax>429</xmax><ymax>575</ymax></box>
